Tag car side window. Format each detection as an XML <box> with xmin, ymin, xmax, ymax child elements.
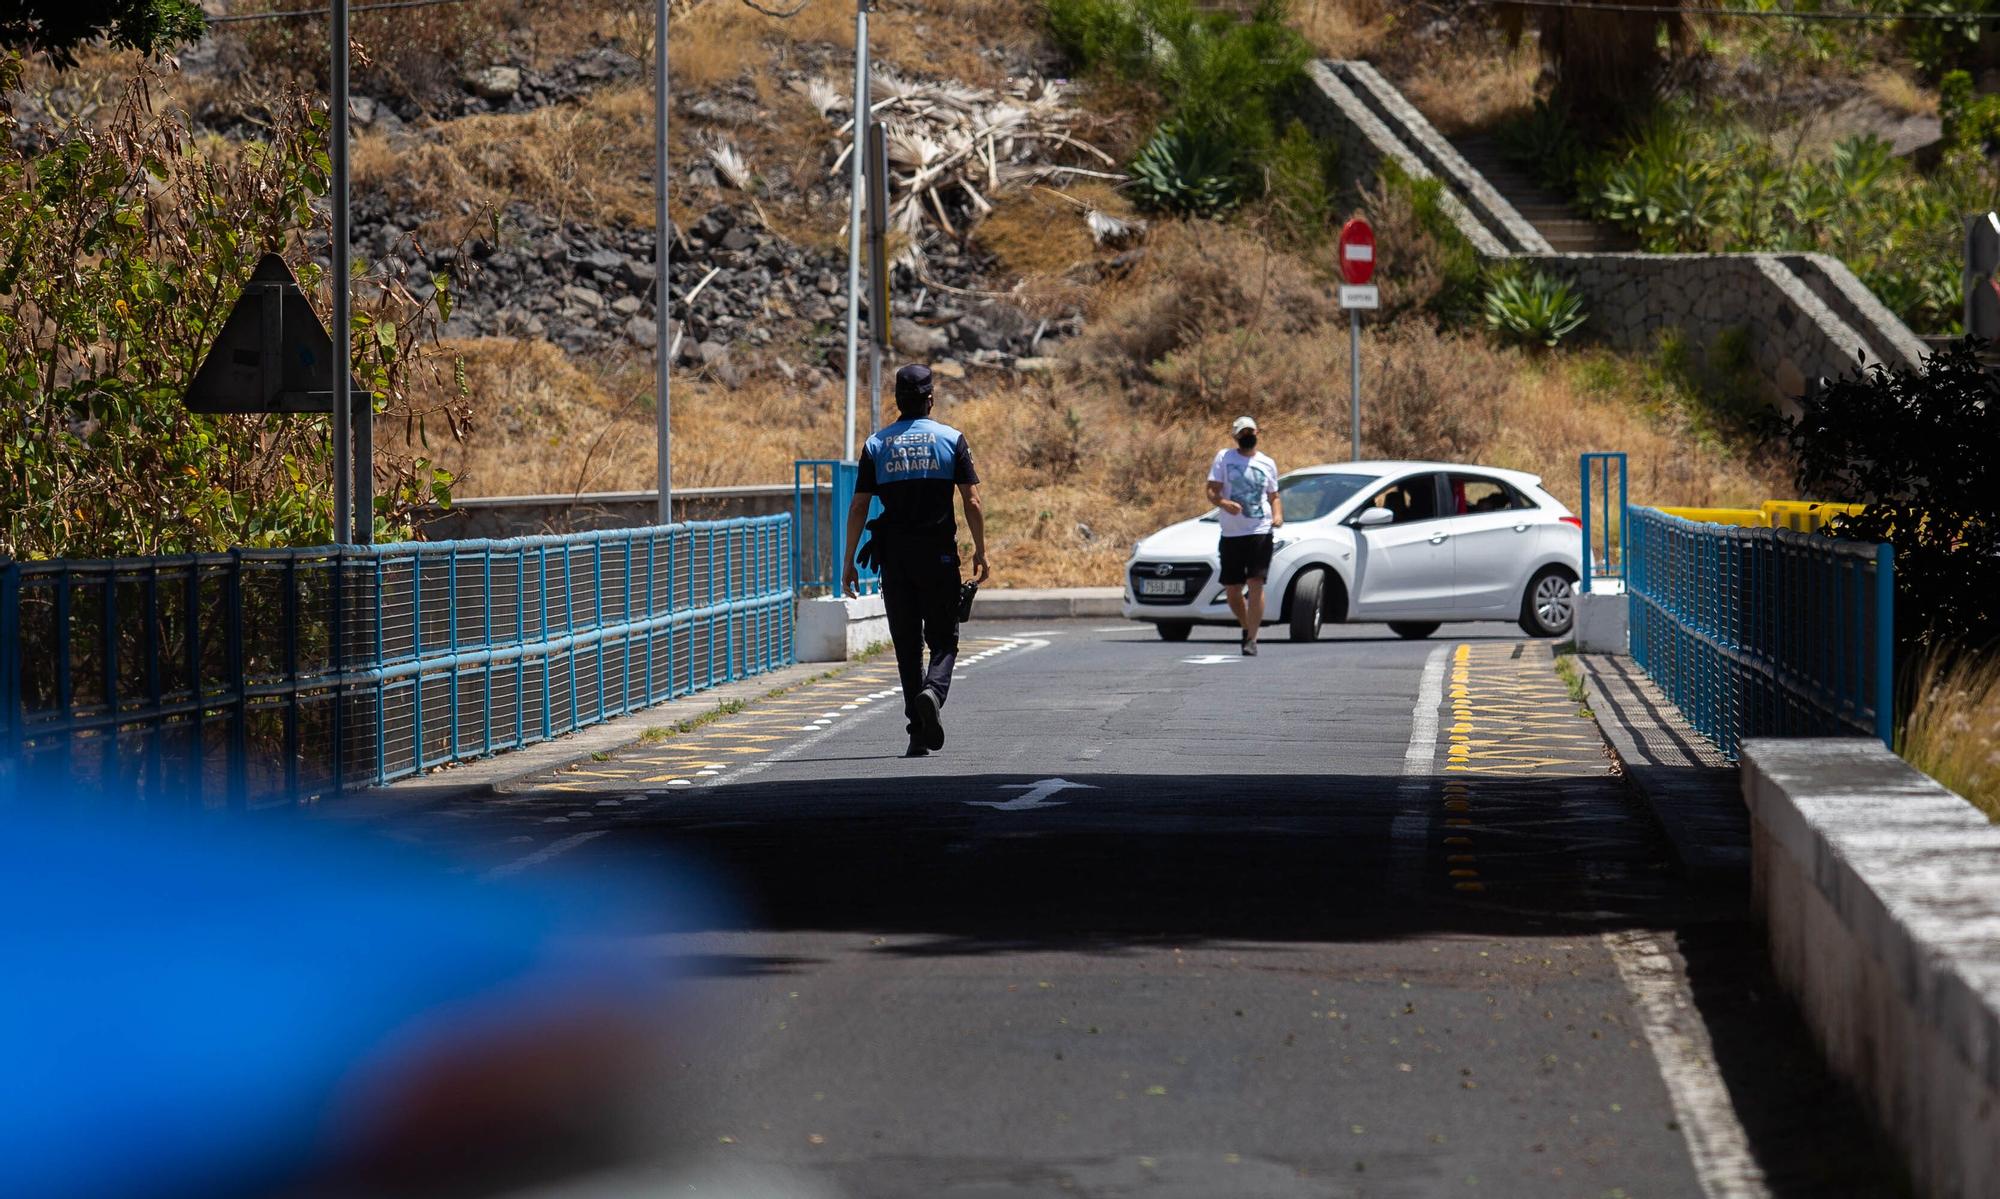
<box><xmin>1447</xmin><ymin>474</ymin><xmax>1531</xmax><ymax>516</ymax></box>
<box><xmin>1358</xmin><ymin>473</ymin><xmax>1441</xmax><ymax>525</ymax></box>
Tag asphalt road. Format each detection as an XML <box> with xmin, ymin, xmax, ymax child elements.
<box><xmin>428</xmin><ymin>620</ymin><xmax>1902</xmax><ymax>1199</ymax></box>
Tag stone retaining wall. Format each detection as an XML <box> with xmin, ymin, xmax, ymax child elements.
<box><xmin>1301</xmin><ymin>62</ymin><xmax>1930</xmax><ymax>402</ymax></box>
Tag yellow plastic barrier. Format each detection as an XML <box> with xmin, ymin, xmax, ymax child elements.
<box><xmin>1762</xmin><ymin>500</ymin><xmax>1866</xmax><ymax>533</ymax></box>
<box><xmin>1658</xmin><ymin>507</ymin><xmax>1769</xmax><ymax>527</ymax></box>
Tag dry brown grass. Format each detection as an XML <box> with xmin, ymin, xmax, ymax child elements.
<box><xmin>981</xmin><ymin>186</ymin><xmax>1109</xmax><ymax>281</ymax></box>
<box><xmin>665</xmin><ymin>0</ymin><xmax>1040</xmax><ymax>92</ymax></box>
<box><xmin>1290</xmin><ymin>0</ymin><xmax>1396</xmax><ymax>60</ymax></box>
<box><xmin>354</xmin><ymin>86</ymin><xmax>656</xmax><ymax>230</ymax></box>
<box><xmin>1394</xmin><ymin>36</ymin><xmax>1540</xmax><ymax>135</ymax></box>
<box><xmin>1900</xmin><ymin>648</ymin><xmax>2000</xmax><ymax>822</ymax></box>
<box><xmin>1864</xmin><ymin>69</ymin><xmax>1937</xmax><ymax>117</ymax></box>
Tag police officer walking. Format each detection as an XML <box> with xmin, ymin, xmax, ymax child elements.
<box><xmin>842</xmin><ymin>364</ymin><xmax>989</xmax><ymax>758</ymax></box>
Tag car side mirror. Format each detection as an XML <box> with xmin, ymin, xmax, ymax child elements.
<box><xmin>1354</xmin><ymin>507</ymin><xmax>1394</xmax><ymax>528</ymax></box>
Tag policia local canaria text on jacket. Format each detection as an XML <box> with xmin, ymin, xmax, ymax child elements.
<box><xmin>842</xmin><ymin>364</ymin><xmax>991</xmax><ymax>759</ymax></box>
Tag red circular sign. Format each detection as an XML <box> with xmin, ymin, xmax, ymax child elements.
<box><xmin>1337</xmin><ymin>217</ymin><xmax>1376</xmax><ymax>286</ymax></box>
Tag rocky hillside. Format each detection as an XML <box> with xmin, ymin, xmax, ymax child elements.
<box><xmin>7</xmin><ymin>0</ymin><xmax>1805</xmax><ymax>583</ymax></box>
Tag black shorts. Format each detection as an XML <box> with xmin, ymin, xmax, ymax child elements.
<box><xmin>1218</xmin><ymin>533</ymin><xmax>1274</xmax><ymax>585</ymax></box>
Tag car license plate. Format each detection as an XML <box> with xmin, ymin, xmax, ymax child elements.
<box><xmin>1139</xmin><ymin>579</ymin><xmax>1186</xmax><ymax>596</ymax></box>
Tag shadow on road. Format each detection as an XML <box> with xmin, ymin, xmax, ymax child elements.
<box><xmin>477</xmin><ymin>763</ymin><xmax>1905</xmax><ymax>1196</ymax></box>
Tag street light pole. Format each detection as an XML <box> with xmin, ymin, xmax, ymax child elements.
<box><xmin>842</xmin><ymin>0</ymin><xmax>870</xmax><ymax>463</ymax></box>
<box><xmin>331</xmin><ymin>0</ymin><xmax>351</xmax><ymax>545</ymax></box>
<box><xmin>655</xmin><ymin>0</ymin><xmax>673</xmax><ymax>525</ymax></box>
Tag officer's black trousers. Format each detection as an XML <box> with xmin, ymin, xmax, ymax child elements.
<box><xmin>877</xmin><ymin>544</ymin><xmax>960</xmax><ymax>735</ymax></box>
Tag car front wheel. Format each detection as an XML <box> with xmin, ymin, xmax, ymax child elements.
<box><xmin>1519</xmin><ymin>568</ymin><xmax>1577</xmax><ymax>637</ymax></box>
<box><xmin>1289</xmin><ymin>570</ymin><xmax>1326</xmax><ymax>642</ymax></box>
<box><xmin>1157</xmin><ymin>621</ymin><xmax>1192</xmax><ymax>642</ymax></box>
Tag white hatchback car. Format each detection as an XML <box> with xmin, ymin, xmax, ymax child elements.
<box><xmin>1122</xmin><ymin>461</ymin><xmax>1583</xmax><ymax>642</ymax></box>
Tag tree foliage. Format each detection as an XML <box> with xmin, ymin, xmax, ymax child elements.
<box><xmin>1044</xmin><ymin>0</ymin><xmax>1311</xmax><ymax>216</ymax></box>
<box><xmin>1779</xmin><ymin>341</ymin><xmax>2000</xmax><ymax>654</ymax></box>
<box><xmin>0</xmin><ymin>71</ymin><xmax>469</xmax><ymax>560</ymax></box>
<box><xmin>0</xmin><ymin>0</ymin><xmax>206</xmax><ymax>70</ymax></box>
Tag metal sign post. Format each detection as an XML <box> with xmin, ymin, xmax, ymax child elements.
<box><xmin>866</xmin><ymin>119</ymin><xmax>891</xmax><ymax>433</ymax></box>
<box><xmin>1336</xmin><ymin>218</ymin><xmax>1377</xmax><ymax>461</ymax></box>
<box><xmin>841</xmin><ymin>0</ymin><xmax>872</xmax><ymax>461</ymax></box>
<box><xmin>655</xmin><ymin>0</ymin><xmax>673</xmax><ymax>525</ymax></box>
<box><xmin>331</xmin><ymin>0</ymin><xmax>351</xmax><ymax>544</ymax></box>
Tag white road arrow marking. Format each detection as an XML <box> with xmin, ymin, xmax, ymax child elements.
<box><xmin>967</xmin><ymin>778</ymin><xmax>1098</xmax><ymax>810</ymax></box>
<box><xmin>1182</xmin><ymin>654</ymin><xmax>1238</xmax><ymax>665</ymax></box>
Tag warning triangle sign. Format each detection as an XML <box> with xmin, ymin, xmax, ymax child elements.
<box><xmin>185</xmin><ymin>253</ymin><xmax>360</xmax><ymax>414</ymax></box>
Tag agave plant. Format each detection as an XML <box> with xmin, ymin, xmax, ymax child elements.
<box><xmin>1484</xmin><ymin>270</ymin><xmax>1589</xmax><ymax>349</ymax></box>
<box><xmin>1128</xmin><ymin>122</ymin><xmax>1241</xmax><ymax>217</ymax></box>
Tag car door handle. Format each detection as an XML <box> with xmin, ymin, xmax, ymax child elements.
<box><xmin>1429</xmin><ymin>532</ymin><xmax>1449</xmax><ymax>545</ymax></box>
<box><xmin>1513</xmin><ymin>523</ymin><xmax>1530</xmax><ymax>533</ymax></box>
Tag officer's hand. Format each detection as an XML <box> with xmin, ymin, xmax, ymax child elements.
<box><xmin>841</xmin><ymin>564</ymin><xmax>860</xmax><ymax>597</ymax></box>
<box><xmin>1218</xmin><ymin>499</ymin><xmax>1244</xmax><ymax>516</ymax></box>
<box><xmin>972</xmin><ymin>550</ymin><xmax>990</xmax><ymax>584</ymax></box>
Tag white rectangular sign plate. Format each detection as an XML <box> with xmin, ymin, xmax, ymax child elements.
<box><xmin>1339</xmin><ymin>284</ymin><xmax>1379</xmax><ymax>310</ymax></box>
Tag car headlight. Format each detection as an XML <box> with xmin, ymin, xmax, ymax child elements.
<box><xmin>1272</xmin><ymin>536</ymin><xmax>1296</xmax><ymax>552</ymax></box>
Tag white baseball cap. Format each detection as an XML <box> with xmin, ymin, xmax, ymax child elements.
<box><xmin>1231</xmin><ymin>415</ymin><xmax>1258</xmax><ymax>435</ymax></box>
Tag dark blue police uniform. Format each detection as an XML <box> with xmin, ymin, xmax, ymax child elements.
<box><xmin>855</xmin><ymin>416</ymin><xmax>979</xmax><ymax>737</ymax></box>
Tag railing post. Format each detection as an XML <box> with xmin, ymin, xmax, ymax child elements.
<box><xmin>330</xmin><ymin>547</ymin><xmax>344</xmax><ymax>797</ymax></box>
<box><xmin>282</xmin><ymin>554</ymin><xmax>299</xmax><ymax>799</ymax></box>
<box><xmin>225</xmin><ymin>551</ymin><xmax>247</xmax><ymax>810</ymax></box>
<box><xmin>1875</xmin><ymin>541</ymin><xmax>1896</xmax><ymax>748</ymax></box>
<box><xmin>1579</xmin><ymin>455</ymin><xmax>1594</xmax><ymax>591</ymax></box>
<box><xmin>0</xmin><ymin>560</ymin><xmax>18</xmax><ymax>792</ymax></box>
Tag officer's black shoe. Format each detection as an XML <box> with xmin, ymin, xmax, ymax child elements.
<box><xmin>915</xmin><ymin>687</ymin><xmax>945</xmax><ymax>752</ymax></box>
<box><xmin>903</xmin><ymin>736</ymin><xmax>930</xmax><ymax>758</ymax></box>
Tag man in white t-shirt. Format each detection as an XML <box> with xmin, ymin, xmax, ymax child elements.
<box><xmin>1205</xmin><ymin>415</ymin><xmax>1283</xmax><ymax>656</ymax></box>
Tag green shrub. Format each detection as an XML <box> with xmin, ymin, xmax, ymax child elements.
<box><xmin>1779</xmin><ymin>339</ymin><xmax>2000</xmax><ymax>655</ymax></box>
<box><xmin>1483</xmin><ymin>268</ymin><xmax>1588</xmax><ymax>348</ymax></box>
<box><xmin>0</xmin><ymin>73</ymin><xmax>465</xmax><ymax>558</ymax></box>
<box><xmin>1263</xmin><ymin>118</ymin><xmax>1338</xmax><ymax>244</ymax></box>
<box><xmin>1900</xmin><ymin>0</ymin><xmax>2000</xmax><ymax>77</ymax></box>
<box><xmin>1497</xmin><ymin>100</ymin><xmax>1588</xmax><ymax>192</ymax></box>
<box><xmin>1566</xmin><ymin>100</ymin><xmax>1987</xmax><ymax>333</ymax></box>
<box><xmin>1129</xmin><ymin>121</ymin><xmax>1242</xmax><ymax>216</ymax></box>
<box><xmin>1042</xmin><ymin>0</ymin><xmax>1310</xmax><ymax>208</ymax></box>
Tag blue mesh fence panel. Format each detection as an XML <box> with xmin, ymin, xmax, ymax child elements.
<box><xmin>2</xmin><ymin>516</ymin><xmax>794</xmax><ymax>804</ymax></box>
<box><xmin>1626</xmin><ymin>505</ymin><xmax>1894</xmax><ymax>758</ymax></box>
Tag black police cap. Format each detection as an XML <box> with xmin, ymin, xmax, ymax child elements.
<box><xmin>895</xmin><ymin>363</ymin><xmax>934</xmax><ymax>408</ymax></box>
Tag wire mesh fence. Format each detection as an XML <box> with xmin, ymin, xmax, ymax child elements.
<box><xmin>1627</xmin><ymin>505</ymin><xmax>1893</xmax><ymax>758</ymax></box>
<box><xmin>1</xmin><ymin>517</ymin><xmax>794</xmax><ymax>807</ymax></box>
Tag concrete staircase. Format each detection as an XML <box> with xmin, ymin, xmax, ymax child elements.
<box><xmin>1453</xmin><ymin>135</ymin><xmax>1637</xmax><ymax>253</ymax></box>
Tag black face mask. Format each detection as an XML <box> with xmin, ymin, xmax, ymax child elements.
<box><xmin>1236</xmin><ymin>432</ymin><xmax>1258</xmax><ymax>450</ymax></box>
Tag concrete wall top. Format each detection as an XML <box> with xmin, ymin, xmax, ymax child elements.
<box><xmin>1743</xmin><ymin>738</ymin><xmax>2000</xmax><ymax>1094</ymax></box>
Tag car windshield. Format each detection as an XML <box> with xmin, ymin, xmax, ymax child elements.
<box><xmin>1199</xmin><ymin>472</ymin><xmax>1373</xmax><ymax>523</ymax></box>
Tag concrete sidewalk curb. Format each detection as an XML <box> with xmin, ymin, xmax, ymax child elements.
<box><xmin>323</xmin><ymin>660</ymin><xmax>852</xmax><ymax>821</ymax></box>
<box><xmin>971</xmin><ymin>587</ymin><xmax>1123</xmax><ymax>619</ymax></box>
<box><xmin>1575</xmin><ymin>653</ymin><xmax>1749</xmax><ymax>879</ymax></box>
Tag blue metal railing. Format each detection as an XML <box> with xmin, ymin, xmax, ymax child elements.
<box><xmin>1</xmin><ymin>517</ymin><xmax>794</xmax><ymax>806</ymax></box>
<box><xmin>1579</xmin><ymin>452</ymin><xmax>1629</xmax><ymax>590</ymax></box>
<box><xmin>1627</xmin><ymin>505</ymin><xmax>1893</xmax><ymax>757</ymax></box>
<box><xmin>793</xmin><ymin>459</ymin><xmax>879</xmax><ymax>596</ymax></box>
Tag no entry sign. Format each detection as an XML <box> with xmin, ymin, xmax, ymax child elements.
<box><xmin>1338</xmin><ymin>218</ymin><xmax>1375</xmax><ymax>286</ymax></box>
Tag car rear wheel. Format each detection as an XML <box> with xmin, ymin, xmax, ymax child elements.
<box><xmin>1389</xmin><ymin>622</ymin><xmax>1441</xmax><ymax>640</ymax></box>
<box><xmin>1519</xmin><ymin>568</ymin><xmax>1577</xmax><ymax>637</ymax></box>
<box><xmin>1289</xmin><ymin>570</ymin><xmax>1326</xmax><ymax>642</ymax></box>
<box><xmin>1156</xmin><ymin>622</ymin><xmax>1192</xmax><ymax>642</ymax></box>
